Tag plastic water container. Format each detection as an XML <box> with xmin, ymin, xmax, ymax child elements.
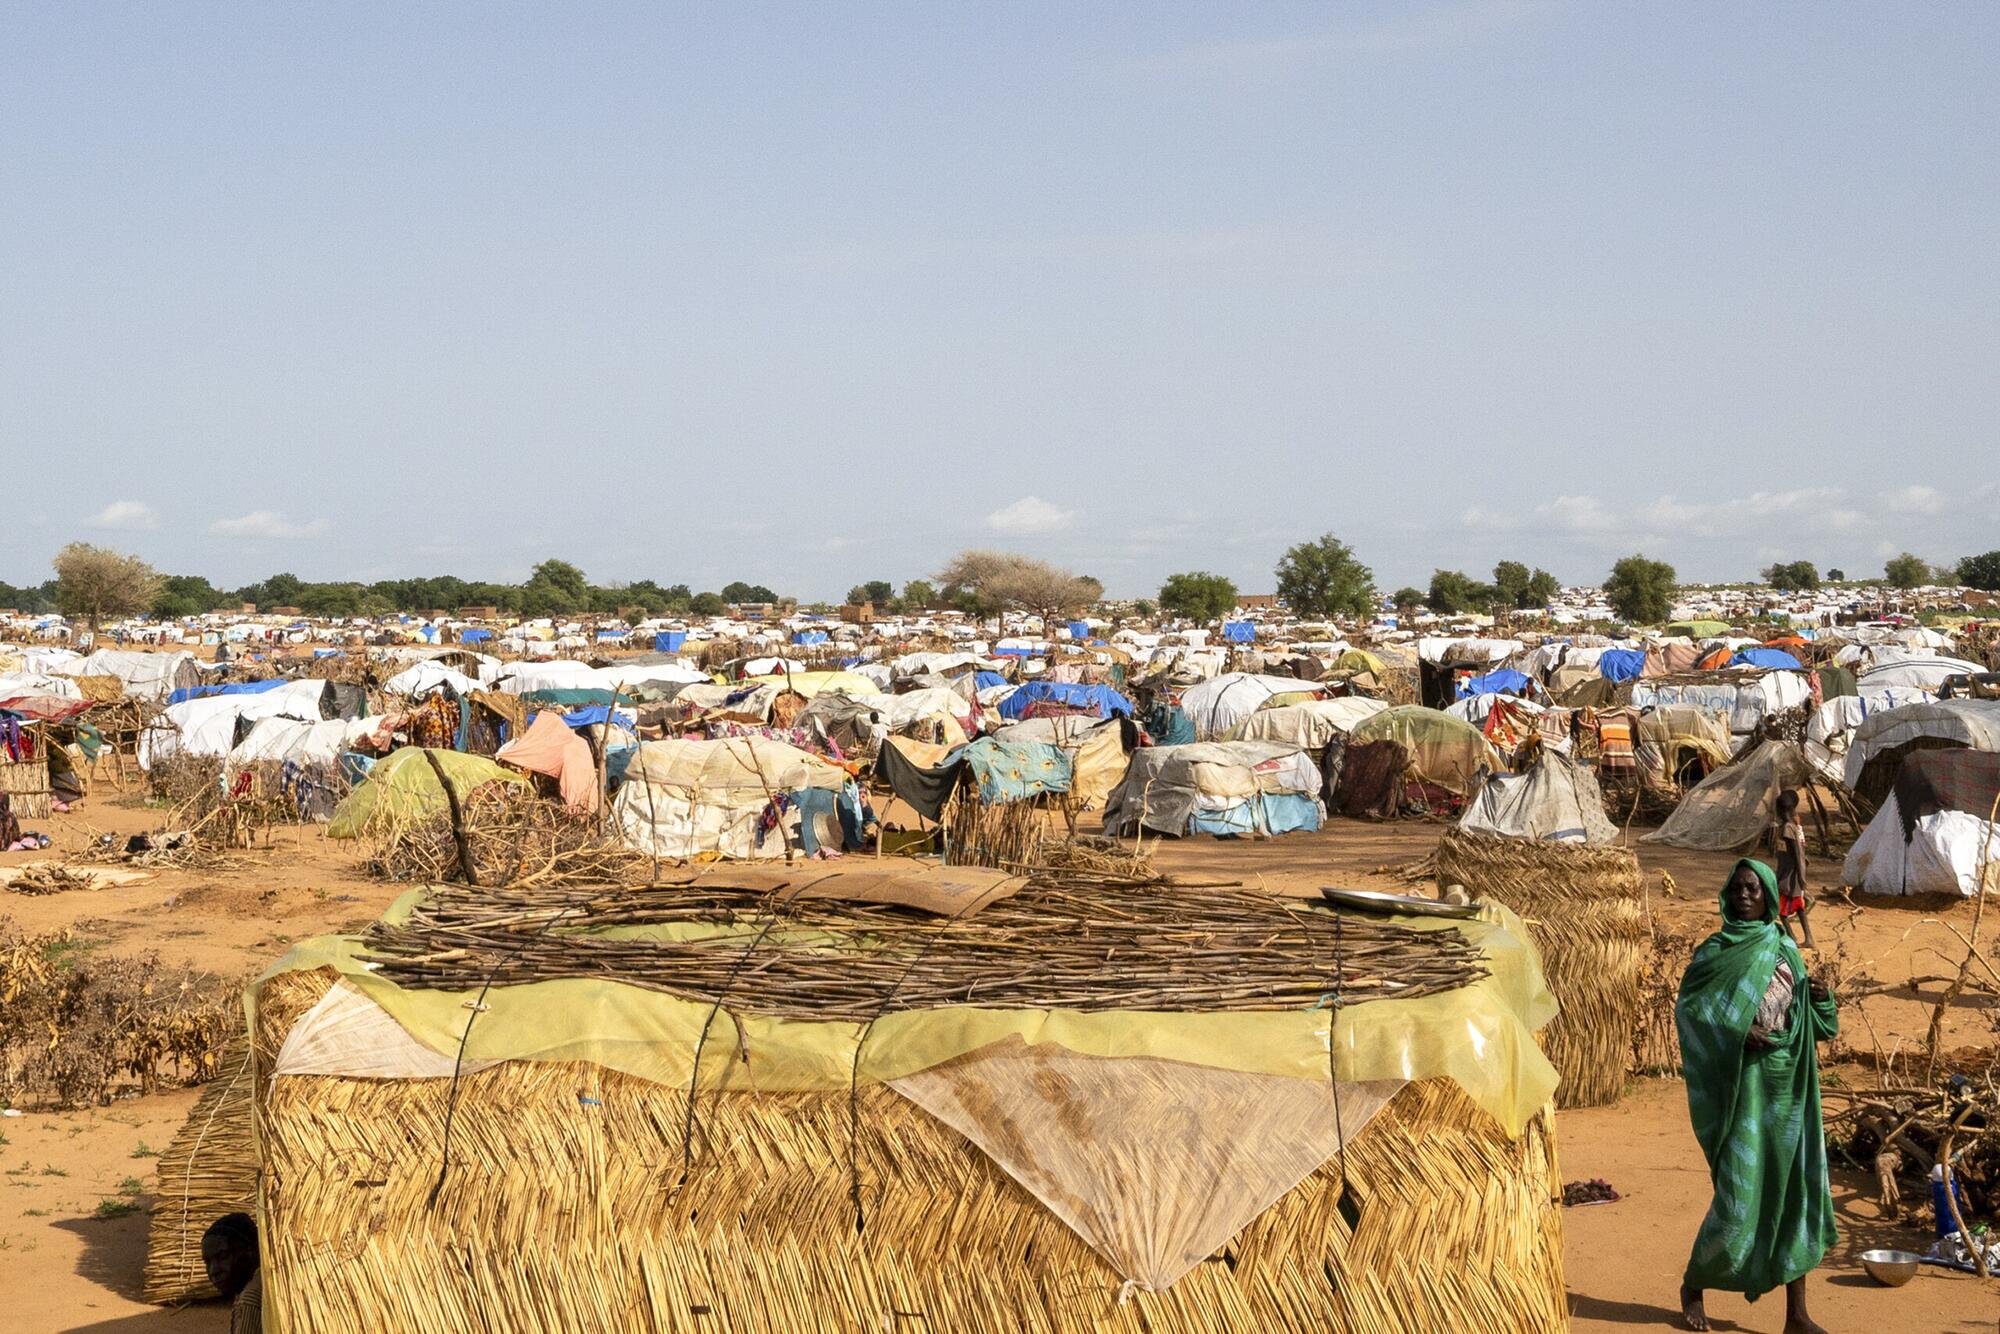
<box><xmin>1930</xmin><ymin>1164</ymin><xmax>1969</xmax><ymax>1238</ymax></box>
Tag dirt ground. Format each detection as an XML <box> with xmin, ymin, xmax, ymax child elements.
<box><xmin>2</xmin><ymin>788</ymin><xmax>1994</xmax><ymax>1332</ymax></box>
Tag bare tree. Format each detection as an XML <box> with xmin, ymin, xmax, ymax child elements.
<box><xmin>937</xmin><ymin>549</ymin><xmax>1101</xmax><ymax>627</ymax></box>
<box><xmin>53</xmin><ymin>542</ymin><xmax>162</xmax><ymax>634</ymax></box>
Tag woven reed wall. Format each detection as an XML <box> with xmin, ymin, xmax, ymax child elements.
<box><xmin>143</xmin><ymin>1039</ymin><xmax>257</xmax><ymax>1303</ymax></box>
<box><xmin>1435</xmin><ymin>828</ymin><xmax>1646</xmax><ymax>1109</ymax></box>
<box><xmin>0</xmin><ymin>756</ymin><xmax>51</xmax><ymax>819</ymax></box>
<box><xmin>251</xmin><ymin>969</ymin><xmax>1565</xmax><ymax>1334</ymax></box>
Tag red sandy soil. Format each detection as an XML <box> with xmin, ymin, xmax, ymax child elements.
<box><xmin>2</xmin><ymin>789</ymin><xmax>1994</xmax><ymax>1332</ymax></box>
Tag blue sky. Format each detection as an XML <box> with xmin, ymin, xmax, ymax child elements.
<box><xmin>3</xmin><ymin>2</ymin><xmax>1994</xmax><ymax>597</ymax></box>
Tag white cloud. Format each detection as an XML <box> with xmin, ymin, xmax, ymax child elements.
<box><xmin>1887</xmin><ymin>484</ymin><xmax>1945</xmax><ymax>515</ymax></box>
<box><xmin>89</xmin><ymin>500</ymin><xmax>157</xmax><ymax>531</ymax></box>
<box><xmin>208</xmin><ymin>510</ymin><xmax>329</xmax><ymax>540</ymax></box>
<box><xmin>986</xmin><ymin>496</ymin><xmax>1077</xmax><ymax>534</ymax></box>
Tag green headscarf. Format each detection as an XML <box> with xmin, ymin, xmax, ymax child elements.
<box><xmin>1674</xmin><ymin>858</ymin><xmax>1839</xmax><ymax>1299</ymax></box>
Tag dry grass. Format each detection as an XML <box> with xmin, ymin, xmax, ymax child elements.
<box><xmin>142</xmin><ymin>1039</ymin><xmax>256</xmax><ymax>1304</ymax></box>
<box><xmin>251</xmin><ymin>968</ymin><xmax>1565</xmax><ymax>1334</ymax></box>
<box><xmin>1435</xmin><ymin>829</ymin><xmax>1647</xmax><ymax>1109</ymax></box>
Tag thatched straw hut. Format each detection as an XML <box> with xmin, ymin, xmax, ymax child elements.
<box><xmin>244</xmin><ymin>877</ymin><xmax>1564</xmax><ymax>1333</ymax></box>
<box><xmin>143</xmin><ymin>1040</ymin><xmax>256</xmax><ymax>1303</ymax></box>
<box><xmin>1434</xmin><ymin>828</ymin><xmax>1646</xmax><ymax>1109</ymax></box>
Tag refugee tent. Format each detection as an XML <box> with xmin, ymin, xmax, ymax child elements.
<box><xmin>1458</xmin><ymin>668</ymin><xmax>1531</xmax><ymax>698</ymax></box>
<box><xmin>495</xmin><ymin>712</ymin><xmax>600</xmax><ymax>813</ymax></box>
<box><xmin>1177</xmin><ymin>673</ymin><xmax>1324</xmax><ymax>740</ymax></box>
<box><xmin>55</xmin><ymin>649</ymin><xmax>200</xmax><ymax>701</ymax></box>
<box><xmin>383</xmin><ymin>661</ymin><xmax>481</xmax><ymax>697</ymax></box>
<box><xmin>611</xmin><ymin>736</ymin><xmax>857</xmax><ymax>860</ymax></box>
<box><xmin>1730</xmin><ymin>647</ymin><xmax>1802</xmax><ymax>671</ymax></box>
<box><xmin>1636</xmin><ymin>704</ymin><xmax>1733</xmax><ymax>787</ymax></box>
<box><xmin>223</xmin><ymin>716</ymin><xmax>381</xmax><ymax>821</ymax></box>
<box><xmin>1228</xmin><ymin>697</ymin><xmax>1387</xmax><ymax>749</ymax></box>
<box><xmin>994</xmin><ymin>680</ymin><xmax>1131</xmax><ymax>721</ymax></box>
<box><xmin>1842</xmin><ymin>699</ymin><xmax>2000</xmax><ymax>803</ymax></box>
<box><xmin>1856</xmin><ymin>656</ymin><xmax>1986</xmax><ymax>696</ymax></box>
<box><xmin>327</xmin><ymin>749</ymin><xmax>528</xmax><ymax>839</ymax></box>
<box><xmin>1842</xmin><ymin>750</ymin><xmax>2000</xmax><ymax>897</ymax></box>
<box><xmin>245</xmin><ymin>876</ymin><xmax>1564</xmax><ymax>1334</ymax></box>
<box><xmin>1101</xmin><ymin>741</ymin><xmax>1324</xmax><ymax>837</ymax></box>
<box><xmin>140</xmin><ymin>680</ymin><xmax>337</xmax><ymax>769</ymax></box>
<box><xmin>1347</xmin><ymin>707</ymin><xmax>1500</xmax><ymax>797</ymax></box>
<box><xmin>1642</xmin><ymin>740</ymin><xmax>1816</xmax><ymax>851</ymax></box>
<box><xmin>989</xmin><ymin>715</ymin><xmax>1135</xmax><ymax>811</ymax></box>
<box><xmin>1458</xmin><ymin>753</ymin><xmax>1619</xmax><ymax>844</ymax></box>
<box><xmin>742</xmin><ymin>670</ymin><xmax>883</xmax><ymax>699</ymax></box>
<box><xmin>801</xmin><ymin>687</ymin><xmax>974</xmax><ymax>754</ymax></box>
<box><xmin>1667</xmin><ymin>619</ymin><xmax>1732</xmax><ymax>639</ymax></box>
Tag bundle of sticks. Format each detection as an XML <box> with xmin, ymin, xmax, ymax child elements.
<box><xmin>1824</xmin><ymin>1077</ymin><xmax>1999</xmax><ymax>1273</ymax></box>
<box><xmin>360</xmin><ymin>874</ymin><xmax>1488</xmax><ymax>1020</ymax></box>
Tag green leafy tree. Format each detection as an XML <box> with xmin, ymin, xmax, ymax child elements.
<box><xmin>1391</xmin><ymin>587</ymin><xmax>1424</xmax><ymax>616</ymax></box>
<box><xmin>152</xmin><ymin>574</ymin><xmax>229</xmax><ymax>618</ymax></box>
<box><xmin>1521</xmin><ymin>568</ymin><xmax>1560</xmax><ymax>608</ymax></box>
<box><xmin>1157</xmin><ymin>571</ymin><xmax>1239</xmax><ymax>622</ymax></box>
<box><xmin>1132</xmin><ymin>598</ymin><xmax>1157</xmax><ymax>619</ymax></box>
<box><xmin>1604</xmin><ymin>554</ymin><xmax>1677</xmax><ymax>625</ymax></box>
<box><xmin>689</xmin><ymin>591</ymin><xmax>727</xmax><ymax>616</ymax></box>
<box><xmin>1883</xmin><ymin>553</ymin><xmax>1930</xmax><ymax>589</ymax></box>
<box><xmin>1958</xmin><ymin>551</ymin><xmax>2000</xmax><ymax>591</ymax></box>
<box><xmin>1761</xmin><ymin>560</ymin><xmax>1821</xmax><ymax>592</ymax></box>
<box><xmin>1491</xmin><ymin>561</ymin><xmax>1531</xmax><ymax>607</ymax></box>
<box><xmin>53</xmin><ymin>543</ymin><xmax>162</xmax><ymax>633</ymax></box>
<box><xmin>1825</xmin><ymin>568</ymin><xmax>1846</xmax><ymax>582</ymax></box>
<box><xmin>900</xmin><ymin>579</ymin><xmax>936</xmax><ymax>610</ymax></box>
<box><xmin>720</xmin><ymin>581</ymin><xmax>779</xmax><ymax>605</ymax></box>
<box><xmin>1427</xmin><ymin>569</ymin><xmax>1494</xmax><ymax>616</ymax></box>
<box><xmin>0</xmin><ymin>580</ymin><xmax>56</xmax><ymax>613</ymax></box>
<box><xmin>846</xmin><ymin>580</ymin><xmax>895</xmax><ymax>606</ymax></box>
<box><xmin>518</xmin><ymin>559</ymin><xmax>589</xmax><ymax>617</ymax></box>
<box><xmin>1273</xmin><ymin>533</ymin><xmax>1375</xmax><ymax>621</ymax></box>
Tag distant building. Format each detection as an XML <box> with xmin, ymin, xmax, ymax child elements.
<box><xmin>841</xmin><ymin>602</ymin><xmax>875</xmax><ymax>624</ymax></box>
<box><xmin>458</xmin><ymin>605</ymin><xmax>500</xmax><ymax>621</ymax></box>
<box><xmin>1236</xmin><ymin>594</ymin><xmax>1279</xmax><ymax>611</ymax></box>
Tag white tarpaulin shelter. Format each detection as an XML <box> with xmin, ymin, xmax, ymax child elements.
<box><xmin>612</xmin><ymin>736</ymin><xmax>850</xmax><ymax>861</ymax></box>
<box><xmin>1231</xmin><ymin>697</ymin><xmax>1389</xmax><ymax>749</ymax></box>
<box><xmin>1177</xmin><ymin>674</ymin><xmax>1328</xmax><ymax>741</ymax></box>
<box><xmin>1458</xmin><ymin>753</ymin><xmax>1619</xmax><ymax>844</ymax></box>
<box><xmin>1844</xmin><ymin>797</ymin><xmax>2000</xmax><ymax>898</ymax></box>
<box><xmin>56</xmin><ymin>649</ymin><xmax>200</xmax><ymax>700</ymax></box>
<box><xmin>141</xmin><ymin>680</ymin><xmax>331</xmax><ymax>769</ymax></box>
<box><xmin>1842</xmin><ymin>700</ymin><xmax>2000</xmax><ymax>791</ymax></box>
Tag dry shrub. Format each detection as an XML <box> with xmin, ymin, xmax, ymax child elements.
<box><xmin>364</xmin><ymin>782</ymin><xmax>649</xmax><ymax>887</ymax></box>
<box><xmin>0</xmin><ymin>921</ymin><xmax>244</xmax><ymax>1109</ymax></box>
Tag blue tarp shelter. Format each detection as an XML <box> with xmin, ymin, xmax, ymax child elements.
<box><xmin>167</xmin><ymin>679</ymin><xmax>292</xmax><ymax>706</ymax></box>
<box><xmin>973</xmin><ymin>670</ymin><xmax>1008</xmax><ymax>691</ymax></box>
<box><xmin>1067</xmin><ymin>621</ymin><xmax>1089</xmax><ymax>639</ymax></box>
<box><xmin>793</xmin><ymin>630</ymin><xmax>830</xmax><ymax>645</ymax></box>
<box><xmin>1597</xmin><ymin>649</ymin><xmax>1648</xmax><ymax>682</ymax></box>
<box><xmin>1222</xmin><ymin>621</ymin><xmax>1256</xmax><ymax>643</ymax></box>
<box><xmin>460</xmin><ymin>628</ymin><xmax>493</xmax><ymax>644</ymax></box>
<box><xmin>653</xmin><ymin>631</ymin><xmax>686</xmax><ymax>653</ymax></box>
<box><xmin>995</xmin><ymin>681</ymin><xmax>1133</xmax><ymax>721</ymax></box>
<box><xmin>1731</xmin><ymin>647</ymin><xmax>1804</xmax><ymax>671</ymax></box>
<box><xmin>1458</xmin><ymin>667</ymin><xmax>1532</xmax><ymax>699</ymax></box>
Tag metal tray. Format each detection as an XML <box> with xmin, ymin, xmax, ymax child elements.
<box><xmin>1318</xmin><ymin>886</ymin><xmax>1482</xmax><ymax>920</ymax></box>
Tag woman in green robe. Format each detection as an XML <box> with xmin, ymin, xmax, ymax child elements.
<box><xmin>1676</xmin><ymin>858</ymin><xmax>1838</xmax><ymax>1333</ymax></box>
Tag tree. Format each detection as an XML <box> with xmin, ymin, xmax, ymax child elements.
<box><xmin>1884</xmin><ymin>553</ymin><xmax>1930</xmax><ymax>589</ymax></box>
<box><xmin>1521</xmin><ymin>568</ymin><xmax>1560</xmax><ymax>608</ymax></box>
<box><xmin>1391</xmin><ymin>587</ymin><xmax>1424</xmax><ymax>616</ymax></box>
<box><xmin>1157</xmin><ymin>571</ymin><xmax>1238</xmax><ymax>622</ymax></box>
<box><xmin>1427</xmin><ymin>569</ymin><xmax>1497</xmax><ymax>616</ymax></box>
<box><xmin>1825</xmin><ymin>568</ymin><xmax>1846</xmax><ymax>582</ymax></box>
<box><xmin>1273</xmin><ymin>533</ymin><xmax>1375</xmax><ymax>621</ymax></box>
<box><xmin>846</xmin><ymin>580</ymin><xmax>894</xmax><ymax>606</ymax></box>
<box><xmin>936</xmin><ymin>550</ymin><xmax>1101</xmax><ymax>623</ymax></box>
<box><xmin>720</xmin><ymin>581</ymin><xmax>778</xmax><ymax>605</ymax></box>
<box><xmin>0</xmin><ymin>580</ymin><xmax>56</xmax><ymax>614</ymax></box>
<box><xmin>152</xmin><ymin>574</ymin><xmax>228</xmax><ymax>618</ymax></box>
<box><xmin>1958</xmin><ymin>551</ymin><xmax>2000</xmax><ymax>591</ymax></box>
<box><xmin>1603</xmin><ymin>554</ymin><xmax>1676</xmax><ymax>625</ymax></box>
<box><xmin>518</xmin><ymin>559</ymin><xmax>589</xmax><ymax>617</ymax></box>
<box><xmin>689</xmin><ymin>591</ymin><xmax>727</xmax><ymax>615</ymax></box>
<box><xmin>1761</xmin><ymin>560</ymin><xmax>1821</xmax><ymax>592</ymax></box>
<box><xmin>900</xmin><ymin>579</ymin><xmax>935</xmax><ymax>611</ymax></box>
<box><xmin>53</xmin><ymin>543</ymin><xmax>162</xmax><ymax>633</ymax></box>
<box><xmin>1132</xmin><ymin>598</ymin><xmax>1157</xmax><ymax>619</ymax></box>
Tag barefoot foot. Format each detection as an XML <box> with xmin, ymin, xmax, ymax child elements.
<box><xmin>1680</xmin><ymin>1284</ymin><xmax>1709</xmax><ymax>1331</ymax></box>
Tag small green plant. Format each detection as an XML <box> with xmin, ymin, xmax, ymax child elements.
<box><xmin>116</xmin><ymin>1176</ymin><xmax>144</xmax><ymax>1196</ymax></box>
<box><xmin>22</xmin><ymin>1207</ymin><xmax>49</xmax><ymax>1217</ymax></box>
<box><xmin>38</xmin><ymin>1164</ymin><xmax>67</xmax><ymax>1178</ymax></box>
<box><xmin>93</xmin><ymin>1198</ymin><xmax>141</xmax><ymax>1220</ymax></box>
<box><xmin>129</xmin><ymin>1141</ymin><xmax>159</xmax><ymax>1159</ymax></box>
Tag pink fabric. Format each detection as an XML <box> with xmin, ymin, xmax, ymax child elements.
<box><xmin>496</xmin><ymin>712</ymin><xmax>600</xmax><ymax>814</ymax></box>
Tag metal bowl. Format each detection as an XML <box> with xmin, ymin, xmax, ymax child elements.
<box><xmin>1859</xmin><ymin>1248</ymin><xmax>1922</xmax><ymax>1286</ymax></box>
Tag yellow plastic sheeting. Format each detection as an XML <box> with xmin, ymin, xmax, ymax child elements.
<box><xmin>252</xmin><ymin>900</ymin><xmax>1557</xmax><ymax>1138</ymax></box>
